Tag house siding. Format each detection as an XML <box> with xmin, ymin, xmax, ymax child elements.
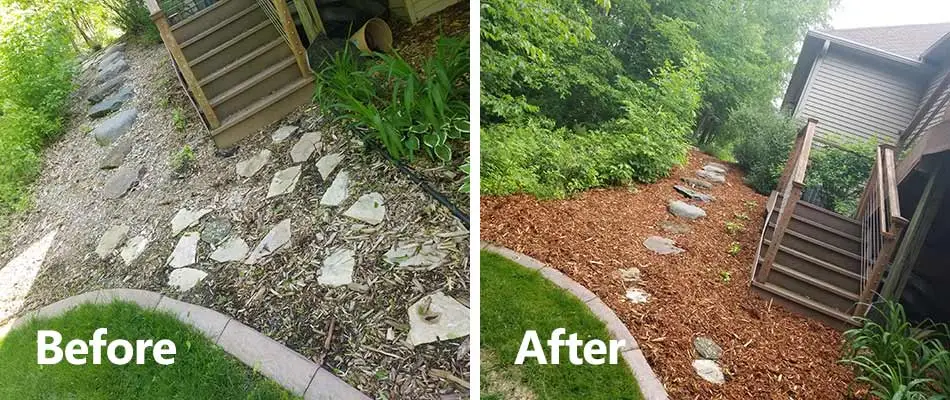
<box><xmin>389</xmin><ymin>0</ymin><xmax>458</xmax><ymax>23</ymax></box>
<box><xmin>795</xmin><ymin>48</ymin><xmax>924</xmax><ymax>145</ymax></box>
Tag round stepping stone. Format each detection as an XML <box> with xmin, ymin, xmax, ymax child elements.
<box><xmin>659</xmin><ymin>220</ymin><xmax>691</xmax><ymax>234</ymax></box>
<box><xmin>318</xmin><ymin>248</ymin><xmax>355</xmax><ymax>287</ymax></box>
<box><xmin>103</xmin><ymin>165</ymin><xmax>144</xmax><ymax>199</ymax></box>
<box><xmin>668</xmin><ymin>200</ymin><xmax>706</xmax><ymax>220</ymax></box>
<box><xmin>167</xmin><ymin>232</ymin><xmax>199</xmax><ymax>269</ymax></box>
<box><xmin>625</xmin><ymin>288</ymin><xmax>650</xmax><ymax>303</ymax></box>
<box><xmin>693</xmin><ymin>336</ymin><xmax>723</xmax><ymax>360</ymax></box>
<box><xmin>643</xmin><ymin>236</ymin><xmax>684</xmax><ymax>255</ymax></box>
<box><xmin>88</xmin><ymin>76</ymin><xmax>126</xmax><ymax>104</ymax></box>
<box><xmin>88</xmin><ymin>86</ymin><xmax>133</xmax><ymax>118</ymax></box>
<box><xmin>170</xmin><ymin>208</ymin><xmax>212</xmax><ymax>236</ymax></box>
<box><xmin>271</xmin><ymin>125</ymin><xmax>298</xmax><ymax>143</ymax></box>
<box><xmin>315</xmin><ymin>153</ymin><xmax>343</xmax><ymax>180</ymax></box>
<box><xmin>290</xmin><ymin>131</ymin><xmax>322</xmax><ymax>163</ymax></box>
<box><xmin>682</xmin><ymin>177</ymin><xmax>713</xmax><ymax>190</ymax></box>
<box><xmin>692</xmin><ymin>359</ymin><xmax>725</xmax><ymax>384</ymax></box>
<box><xmin>619</xmin><ymin>267</ymin><xmax>641</xmax><ymax>283</ymax></box>
<box><xmin>266</xmin><ymin>166</ymin><xmax>302</xmax><ymax>198</ymax></box>
<box><xmin>674</xmin><ymin>185</ymin><xmax>715</xmax><ymax>202</ymax></box>
<box><xmin>696</xmin><ymin>169</ymin><xmax>725</xmax><ymax>183</ymax></box>
<box><xmin>320</xmin><ymin>171</ymin><xmax>349</xmax><ymax>206</ymax></box>
<box><xmin>99</xmin><ymin>140</ymin><xmax>132</xmax><ymax>170</ymax></box>
<box><xmin>95</xmin><ymin>225</ymin><xmax>129</xmax><ymax>260</ymax></box>
<box><xmin>119</xmin><ymin>235</ymin><xmax>149</xmax><ymax>266</ymax></box>
<box><xmin>245</xmin><ymin>219</ymin><xmax>291</xmax><ymax>264</ymax></box>
<box><xmin>407</xmin><ymin>292</ymin><xmax>470</xmax><ymax>346</ymax></box>
<box><xmin>236</xmin><ymin>149</ymin><xmax>270</xmax><ymax>178</ymax></box>
<box><xmin>168</xmin><ymin>267</ymin><xmax>207</xmax><ymax>292</ymax></box>
<box><xmin>210</xmin><ymin>237</ymin><xmax>249</xmax><ymax>263</ymax></box>
<box><xmin>344</xmin><ymin>192</ymin><xmax>385</xmax><ymax>225</ymax></box>
<box><xmin>92</xmin><ymin>108</ymin><xmax>137</xmax><ymax>146</ymax></box>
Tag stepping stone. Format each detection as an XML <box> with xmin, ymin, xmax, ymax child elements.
<box><xmin>696</xmin><ymin>169</ymin><xmax>726</xmax><ymax>183</ymax></box>
<box><xmin>625</xmin><ymin>288</ymin><xmax>650</xmax><ymax>303</ymax></box>
<box><xmin>643</xmin><ymin>236</ymin><xmax>684</xmax><ymax>255</ymax></box>
<box><xmin>103</xmin><ymin>165</ymin><xmax>144</xmax><ymax>199</ymax></box>
<box><xmin>200</xmin><ymin>217</ymin><xmax>231</xmax><ymax>245</ymax></box>
<box><xmin>674</xmin><ymin>185</ymin><xmax>715</xmax><ymax>202</ymax></box>
<box><xmin>245</xmin><ymin>219</ymin><xmax>291</xmax><ymax>264</ymax></box>
<box><xmin>682</xmin><ymin>177</ymin><xmax>713</xmax><ymax>190</ymax></box>
<box><xmin>271</xmin><ymin>125</ymin><xmax>298</xmax><ymax>143</ymax></box>
<box><xmin>407</xmin><ymin>292</ymin><xmax>471</xmax><ymax>346</ymax></box>
<box><xmin>167</xmin><ymin>267</ymin><xmax>207</xmax><ymax>292</ymax></box>
<box><xmin>99</xmin><ymin>140</ymin><xmax>132</xmax><ymax>170</ymax></box>
<box><xmin>96</xmin><ymin>59</ymin><xmax>128</xmax><ymax>84</ymax></box>
<box><xmin>209</xmin><ymin>237</ymin><xmax>249</xmax><ymax>263</ymax></box>
<box><xmin>290</xmin><ymin>131</ymin><xmax>322</xmax><ymax>163</ymax></box>
<box><xmin>88</xmin><ymin>76</ymin><xmax>126</xmax><ymax>104</ymax></box>
<box><xmin>119</xmin><ymin>235</ymin><xmax>149</xmax><ymax>266</ymax></box>
<box><xmin>318</xmin><ymin>248</ymin><xmax>355</xmax><ymax>287</ymax></box>
<box><xmin>704</xmin><ymin>164</ymin><xmax>727</xmax><ymax>174</ymax></box>
<box><xmin>384</xmin><ymin>243</ymin><xmax>445</xmax><ymax>268</ymax></box>
<box><xmin>167</xmin><ymin>232</ymin><xmax>199</xmax><ymax>269</ymax></box>
<box><xmin>95</xmin><ymin>225</ymin><xmax>129</xmax><ymax>260</ymax></box>
<box><xmin>319</xmin><ymin>171</ymin><xmax>349</xmax><ymax>206</ymax></box>
<box><xmin>104</xmin><ymin>42</ymin><xmax>126</xmax><ymax>55</ymax></box>
<box><xmin>88</xmin><ymin>86</ymin><xmax>133</xmax><ymax>118</ymax></box>
<box><xmin>315</xmin><ymin>153</ymin><xmax>343</xmax><ymax>180</ymax></box>
<box><xmin>659</xmin><ymin>220</ymin><xmax>691</xmax><ymax>234</ymax></box>
<box><xmin>692</xmin><ymin>359</ymin><xmax>725</xmax><ymax>384</ymax></box>
<box><xmin>98</xmin><ymin>51</ymin><xmax>123</xmax><ymax>71</ymax></box>
<box><xmin>92</xmin><ymin>108</ymin><xmax>137</xmax><ymax>146</ymax></box>
<box><xmin>266</xmin><ymin>166</ymin><xmax>302</xmax><ymax>198</ymax></box>
<box><xmin>668</xmin><ymin>200</ymin><xmax>706</xmax><ymax>220</ymax></box>
<box><xmin>344</xmin><ymin>192</ymin><xmax>386</xmax><ymax>225</ymax></box>
<box><xmin>235</xmin><ymin>149</ymin><xmax>270</xmax><ymax>178</ymax></box>
<box><xmin>693</xmin><ymin>336</ymin><xmax>723</xmax><ymax>360</ymax></box>
<box><xmin>619</xmin><ymin>267</ymin><xmax>642</xmax><ymax>283</ymax></box>
<box><xmin>170</xmin><ymin>208</ymin><xmax>212</xmax><ymax>236</ymax></box>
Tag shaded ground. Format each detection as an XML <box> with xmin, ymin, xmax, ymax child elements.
<box><xmin>481</xmin><ymin>150</ymin><xmax>854</xmax><ymax>399</ymax></box>
<box><xmin>0</xmin><ymin>35</ymin><xmax>469</xmax><ymax>400</ymax></box>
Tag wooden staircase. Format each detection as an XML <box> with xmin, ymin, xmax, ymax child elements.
<box><xmin>750</xmin><ymin>119</ymin><xmax>907</xmax><ymax>330</ymax></box>
<box><xmin>147</xmin><ymin>0</ymin><xmax>315</xmax><ymax>147</ymax></box>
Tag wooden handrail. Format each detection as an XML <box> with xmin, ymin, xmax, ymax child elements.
<box><xmin>855</xmin><ymin>216</ymin><xmax>907</xmax><ymax>315</ymax></box>
<box><xmin>151</xmin><ymin>10</ymin><xmax>220</xmax><ymax>127</ymax></box>
<box><xmin>272</xmin><ymin>0</ymin><xmax>311</xmax><ymax>77</ymax></box>
<box><xmin>875</xmin><ymin>146</ymin><xmax>886</xmax><ymax>231</ymax></box>
<box><xmin>144</xmin><ymin>0</ymin><xmax>162</xmax><ymax>16</ymax></box>
<box><xmin>883</xmin><ymin>146</ymin><xmax>901</xmax><ymax>222</ymax></box>
<box><xmin>792</xmin><ymin>119</ymin><xmax>817</xmax><ymax>184</ymax></box>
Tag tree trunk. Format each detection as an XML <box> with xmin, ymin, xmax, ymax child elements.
<box><xmin>69</xmin><ymin>7</ymin><xmax>101</xmax><ymax>51</ymax></box>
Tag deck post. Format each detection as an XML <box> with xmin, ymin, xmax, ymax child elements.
<box><xmin>272</xmin><ymin>0</ymin><xmax>312</xmax><ymax>77</ymax></box>
<box><xmin>855</xmin><ymin>216</ymin><xmax>908</xmax><ymax>316</ymax></box>
<box><xmin>147</xmin><ymin>2</ymin><xmax>220</xmax><ymax>128</ymax></box>
<box><xmin>757</xmin><ymin>182</ymin><xmax>804</xmax><ymax>282</ymax></box>
<box><xmin>777</xmin><ymin>119</ymin><xmax>816</xmax><ymax>193</ymax></box>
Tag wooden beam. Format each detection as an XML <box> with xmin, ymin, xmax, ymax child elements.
<box><xmin>792</xmin><ymin>119</ymin><xmax>817</xmax><ymax>184</ymax></box>
<box><xmin>151</xmin><ymin>11</ymin><xmax>220</xmax><ymax>128</ymax></box>
<box><xmin>875</xmin><ymin>146</ymin><xmax>886</xmax><ymax>231</ymax></box>
<box><xmin>900</xmin><ymin>70</ymin><xmax>950</xmax><ymax>147</ymax></box>
<box><xmin>757</xmin><ymin>182</ymin><xmax>805</xmax><ymax>282</ymax></box>
<box><xmin>272</xmin><ymin>0</ymin><xmax>311</xmax><ymax>77</ymax></box>
<box><xmin>883</xmin><ymin>146</ymin><xmax>901</xmax><ymax>220</ymax></box>
<box><xmin>144</xmin><ymin>0</ymin><xmax>161</xmax><ymax>16</ymax></box>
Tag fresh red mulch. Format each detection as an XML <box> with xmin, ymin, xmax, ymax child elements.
<box><xmin>481</xmin><ymin>150</ymin><xmax>857</xmax><ymax>399</ymax></box>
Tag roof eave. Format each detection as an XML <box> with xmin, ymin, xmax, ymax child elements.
<box><xmin>809</xmin><ymin>30</ymin><xmax>925</xmax><ymax>67</ymax></box>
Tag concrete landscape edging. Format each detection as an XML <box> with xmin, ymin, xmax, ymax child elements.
<box><xmin>482</xmin><ymin>242</ymin><xmax>669</xmax><ymax>400</ymax></box>
<box><xmin>0</xmin><ymin>288</ymin><xmax>369</xmax><ymax>400</ymax></box>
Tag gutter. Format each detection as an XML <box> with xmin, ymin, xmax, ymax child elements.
<box><xmin>808</xmin><ymin>30</ymin><xmax>926</xmax><ymax>68</ymax></box>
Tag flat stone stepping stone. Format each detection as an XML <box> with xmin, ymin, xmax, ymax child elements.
<box><xmin>201</xmin><ymin>217</ymin><xmax>231</xmax><ymax>245</ymax></box>
<box><xmin>674</xmin><ymin>185</ymin><xmax>715</xmax><ymax>202</ymax></box>
<box><xmin>290</xmin><ymin>131</ymin><xmax>322</xmax><ymax>163</ymax></box>
<box><xmin>167</xmin><ymin>232</ymin><xmax>199</xmax><ymax>269</ymax></box>
<box><xmin>692</xmin><ymin>359</ymin><xmax>725</xmax><ymax>384</ymax></box>
<box><xmin>271</xmin><ymin>125</ymin><xmax>298</xmax><ymax>143</ymax></box>
<box><xmin>98</xmin><ymin>51</ymin><xmax>124</xmax><ymax>70</ymax></box>
<box><xmin>384</xmin><ymin>243</ymin><xmax>445</xmax><ymax>268</ymax></box>
<box><xmin>619</xmin><ymin>267</ymin><xmax>642</xmax><ymax>283</ymax></box>
<box><xmin>168</xmin><ymin>267</ymin><xmax>207</xmax><ymax>292</ymax></box>
<box><xmin>696</xmin><ymin>169</ymin><xmax>726</xmax><ymax>183</ymax></box>
<box><xmin>643</xmin><ymin>236</ymin><xmax>684</xmax><ymax>255</ymax></box>
<box><xmin>408</xmin><ymin>292</ymin><xmax>470</xmax><ymax>346</ymax></box>
<box><xmin>236</xmin><ymin>149</ymin><xmax>270</xmax><ymax>178</ymax></box>
<box><xmin>170</xmin><ymin>208</ymin><xmax>212</xmax><ymax>236</ymax></box>
<box><xmin>315</xmin><ymin>153</ymin><xmax>342</xmax><ymax>180</ymax></box>
<box><xmin>344</xmin><ymin>192</ymin><xmax>385</xmax><ymax>225</ymax></box>
<box><xmin>682</xmin><ymin>177</ymin><xmax>713</xmax><ymax>190</ymax></box>
<box><xmin>704</xmin><ymin>163</ymin><xmax>727</xmax><ymax>174</ymax></box>
<box><xmin>96</xmin><ymin>59</ymin><xmax>128</xmax><ymax>84</ymax></box>
<box><xmin>104</xmin><ymin>42</ymin><xmax>126</xmax><ymax>55</ymax></box>
<box><xmin>88</xmin><ymin>86</ymin><xmax>133</xmax><ymax>118</ymax></box>
<box><xmin>245</xmin><ymin>219</ymin><xmax>291</xmax><ymax>264</ymax></box>
<box><xmin>693</xmin><ymin>336</ymin><xmax>723</xmax><ymax>360</ymax></box>
<box><xmin>103</xmin><ymin>164</ymin><xmax>144</xmax><ymax>199</ymax></box>
<box><xmin>266</xmin><ymin>166</ymin><xmax>302</xmax><ymax>198</ymax></box>
<box><xmin>659</xmin><ymin>220</ymin><xmax>691</xmax><ymax>234</ymax></box>
<box><xmin>320</xmin><ymin>171</ymin><xmax>349</xmax><ymax>206</ymax></box>
<box><xmin>88</xmin><ymin>76</ymin><xmax>126</xmax><ymax>104</ymax></box>
<box><xmin>669</xmin><ymin>200</ymin><xmax>706</xmax><ymax>220</ymax></box>
<box><xmin>92</xmin><ymin>108</ymin><xmax>137</xmax><ymax>146</ymax></box>
<box><xmin>95</xmin><ymin>225</ymin><xmax>129</xmax><ymax>260</ymax></box>
<box><xmin>119</xmin><ymin>235</ymin><xmax>149</xmax><ymax>266</ymax></box>
<box><xmin>318</xmin><ymin>248</ymin><xmax>355</xmax><ymax>287</ymax></box>
<box><xmin>625</xmin><ymin>288</ymin><xmax>650</xmax><ymax>303</ymax></box>
<box><xmin>99</xmin><ymin>140</ymin><xmax>132</xmax><ymax>170</ymax></box>
<box><xmin>210</xmin><ymin>237</ymin><xmax>249</xmax><ymax>262</ymax></box>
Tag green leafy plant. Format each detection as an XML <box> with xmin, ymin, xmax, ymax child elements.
<box><xmin>718</xmin><ymin>270</ymin><xmax>732</xmax><ymax>283</ymax></box>
<box><xmin>733</xmin><ymin>212</ymin><xmax>750</xmax><ymax>221</ymax></box>
<box><xmin>172</xmin><ymin>107</ymin><xmax>186</xmax><ymax>132</ymax></box>
<box><xmin>727</xmin><ymin>242</ymin><xmax>741</xmax><ymax>255</ymax></box>
<box><xmin>724</xmin><ymin>221</ymin><xmax>744</xmax><ymax>236</ymax></box>
<box><xmin>728</xmin><ymin>104</ymin><xmax>798</xmax><ymax>194</ymax></box>
<box><xmin>103</xmin><ymin>0</ymin><xmax>159</xmax><ymax>42</ymax></box>
<box><xmin>170</xmin><ymin>145</ymin><xmax>195</xmax><ymax>176</ymax></box>
<box><xmin>459</xmin><ymin>159</ymin><xmax>470</xmax><ymax>194</ymax></box>
<box><xmin>806</xmin><ymin>137</ymin><xmax>876</xmax><ymax>216</ymax></box>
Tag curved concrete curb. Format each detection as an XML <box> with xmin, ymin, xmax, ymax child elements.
<box><xmin>482</xmin><ymin>242</ymin><xmax>669</xmax><ymax>400</ymax></box>
<box><xmin>1</xmin><ymin>289</ymin><xmax>368</xmax><ymax>400</ymax></box>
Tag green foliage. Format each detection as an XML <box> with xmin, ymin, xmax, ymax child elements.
<box><xmin>841</xmin><ymin>300</ymin><xmax>950</xmax><ymax>400</ymax></box>
<box><xmin>718</xmin><ymin>270</ymin><xmax>732</xmax><ymax>283</ymax></box>
<box><xmin>103</xmin><ymin>0</ymin><xmax>159</xmax><ymax>42</ymax></box>
<box><xmin>170</xmin><ymin>145</ymin><xmax>195</xmax><ymax>176</ymax></box>
<box><xmin>806</xmin><ymin>137</ymin><xmax>876</xmax><ymax>215</ymax></box>
<box><xmin>729</xmin><ymin>105</ymin><xmax>798</xmax><ymax>194</ymax></box>
<box><xmin>727</xmin><ymin>242</ymin><xmax>741</xmax><ymax>255</ymax></box>
<box><xmin>459</xmin><ymin>159</ymin><xmax>470</xmax><ymax>194</ymax></box>
<box><xmin>314</xmin><ymin>37</ymin><xmax>469</xmax><ymax>163</ymax></box>
<box><xmin>172</xmin><ymin>107</ymin><xmax>186</xmax><ymax>132</ymax></box>
<box><xmin>724</xmin><ymin>221</ymin><xmax>744</xmax><ymax>236</ymax></box>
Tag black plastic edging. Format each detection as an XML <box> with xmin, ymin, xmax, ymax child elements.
<box><xmin>372</xmin><ymin>145</ymin><xmax>470</xmax><ymax>229</ymax></box>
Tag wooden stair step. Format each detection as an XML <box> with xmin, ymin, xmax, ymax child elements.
<box><xmin>171</xmin><ymin>0</ymin><xmax>231</xmax><ymax>31</ymax></box>
<box><xmin>761</xmin><ymin>241</ymin><xmax>862</xmax><ymax>281</ymax></box>
<box><xmin>211</xmin><ymin>76</ymin><xmax>314</xmax><ymax>147</ymax></box>
<box><xmin>199</xmin><ymin>38</ymin><xmax>285</xmax><ymax>87</ymax></box>
<box><xmin>751</xmin><ymin>280</ymin><xmax>861</xmax><ymax>328</ymax></box>
<box><xmin>770</xmin><ymin>263</ymin><xmax>859</xmax><ymax>301</ymax></box>
<box><xmin>210</xmin><ymin>57</ymin><xmax>296</xmax><ymax>110</ymax></box>
<box><xmin>766</xmin><ymin>223</ymin><xmax>862</xmax><ymax>271</ymax></box>
<box><xmin>199</xmin><ymin>38</ymin><xmax>291</xmax><ymax>99</ymax></box>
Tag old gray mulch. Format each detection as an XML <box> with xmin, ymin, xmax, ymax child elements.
<box><xmin>481</xmin><ymin>150</ymin><xmax>857</xmax><ymax>399</ymax></box>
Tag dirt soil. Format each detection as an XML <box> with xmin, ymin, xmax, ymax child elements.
<box><xmin>0</xmin><ymin>39</ymin><xmax>469</xmax><ymax>399</ymax></box>
<box><xmin>481</xmin><ymin>150</ymin><xmax>856</xmax><ymax>399</ymax></box>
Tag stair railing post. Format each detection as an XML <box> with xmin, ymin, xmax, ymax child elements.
<box><xmin>146</xmin><ymin>0</ymin><xmax>220</xmax><ymax>128</ymax></box>
<box><xmin>855</xmin><ymin>216</ymin><xmax>907</xmax><ymax>316</ymax></box>
<box><xmin>272</xmin><ymin>0</ymin><xmax>312</xmax><ymax>77</ymax></box>
<box><xmin>757</xmin><ymin>181</ymin><xmax>804</xmax><ymax>282</ymax></box>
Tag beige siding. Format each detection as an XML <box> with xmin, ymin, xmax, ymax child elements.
<box><xmin>796</xmin><ymin>49</ymin><xmax>924</xmax><ymax>145</ymax></box>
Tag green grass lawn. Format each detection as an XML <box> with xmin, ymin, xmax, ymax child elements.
<box><xmin>0</xmin><ymin>301</ymin><xmax>298</xmax><ymax>399</ymax></box>
<box><xmin>481</xmin><ymin>250</ymin><xmax>643</xmax><ymax>400</ymax></box>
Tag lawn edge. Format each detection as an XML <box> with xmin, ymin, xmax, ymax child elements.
<box><xmin>0</xmin><ymin>288</ymin><xmax>368</xmax><ymax>400</ymax></box>
<box><xmin>481</xmin><ymin>241</ymin><xmax>670</xmax><ymax>400</ymax></box>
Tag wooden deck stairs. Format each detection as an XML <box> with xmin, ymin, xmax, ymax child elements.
<box><xmin>146</xmin><ymin>0</ymin><xmax>315</xmax><ymax>147</ymax></box>
<box><xmin>750</xmin><ymin>119</ymin><xmax>907</xmax><ymax>330</ymax></box>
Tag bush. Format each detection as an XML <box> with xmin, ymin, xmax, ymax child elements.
<box><xmin>729</xmin><ymin>105</ymin><xmax>798</xmax><ymax>194</ymax></box>
<box><xmin>806</xmin><ymin>137</ymin><xmax>876</xmax><ymax>215</ymax></box>
<box><xmin>104</xmin><ymin>0</ymin><xmax>159</xmax><ymax>42</ymax></box>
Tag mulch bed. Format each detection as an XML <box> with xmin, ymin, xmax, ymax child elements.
<box><xmin>481</xmin><ymin>150</ymin><xmax>857</xmax><ymax>399</ymax></box>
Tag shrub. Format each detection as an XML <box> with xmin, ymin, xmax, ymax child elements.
<box><xmin>729</xmin><ymin>105</ymin><xmax>798</xmax><ymax>194</ymax></box>
<box><xmin>104</xmin><ymin>0</ymin><xmax>159</xmax><ymax>42</ymax></box>
<box><xmin>806</xmin><ymin>137</ymin><xmax>876</xmax><ymax>215</ymax></box>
